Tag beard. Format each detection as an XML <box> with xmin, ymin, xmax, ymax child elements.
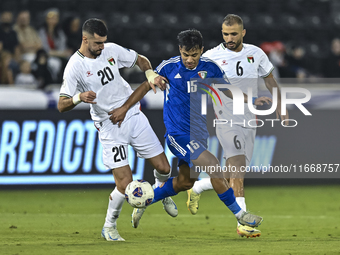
<box><xmin>226</xmin><ymin>39</ymin><xmax>242</xmax><ymax>50</ymax></box>
<box><xmin>89</xmin><ymin>48</ymin><xmax>102</xmax><ymax>58</ymax></box>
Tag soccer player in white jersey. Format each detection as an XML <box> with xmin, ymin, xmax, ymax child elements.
<box><xmin>57</xmin><ymin>18</ymin><xmax>178</xmax><ymax>242</ymax></box>
<box><xmin>187</xmin><ymin>14</ymin><xmax>289</xmax><ymax>238</ymax></box>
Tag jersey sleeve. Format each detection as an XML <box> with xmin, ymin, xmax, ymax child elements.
<box><xmin>258</xmin><ymin>49</ymin><xmax>274</xmax><ymax>77</ymax></box>
<box><xmin>60</xmin><ymin>62</ymin><xmax>79</xmax><ymax>98</ymax></box>
<box><xmin>155</xmin><ymin>60</ymin><xmax>167</xmax><ymax>77</ymax></box>
<box><xmin>115</xmin><ymin>44</ymin><xmax>138</xmax><ymax>69</ymax></box>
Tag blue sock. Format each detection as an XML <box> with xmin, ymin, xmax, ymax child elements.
<box><xmin>151</xmin><ymin>177</ymin><xmax>177</xmax><ymax>204</ymax></box>
<box><xmin>217</xmin><ymin>188</ymin><xmax>242</xmax><ymax>215</ymax></box>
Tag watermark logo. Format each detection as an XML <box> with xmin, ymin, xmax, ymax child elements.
<box><xmin>214</xmin><ymin>84</ymin><xmax>312</xmax><ymax>116</ymax></box>
<box><xmin>187</xmin><ymin>80</ymin><xmax>222</xmax><ymax>110</ymax></box>
<box><xmin>188</xmin><ymin>78</ymin><xmax>312</xmax><ymax>127</ymax></box>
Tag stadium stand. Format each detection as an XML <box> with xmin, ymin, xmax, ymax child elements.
<box><xmin>0</xmin><ymin>0</ymin><xmax>339</xmax><ymax>86</ymax></box>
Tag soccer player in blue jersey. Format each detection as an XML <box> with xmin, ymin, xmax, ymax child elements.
<box><xmin>109</xmin><ymin>29</ymin><xmax>269</xmax><ymax>229</ymax></box>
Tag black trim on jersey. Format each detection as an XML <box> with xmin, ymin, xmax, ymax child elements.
<box><xmin>262</xmin><ymin>66</ymin><xmax>274</xmax><ymax>78</ymax></box>
<box><xmin>130</xmin><ymin>52</ymin><xmax>138</xmax><ymax>68</ymax></box>
<box><xmin>59</xmin><ymin>93</ymin><xmax>72</xmax><ymax>98</ymax></box>
<box><xmin>77</xmin><ymin>50</ymin><xmax>85</xmax><ymax>59</ymax></box>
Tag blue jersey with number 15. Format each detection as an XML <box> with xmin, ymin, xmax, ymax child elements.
<box><xmin>156</xmin><ymin>56</ymin><xmax>226</xmax><ymax>140</ymax></box>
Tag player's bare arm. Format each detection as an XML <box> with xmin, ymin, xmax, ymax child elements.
<box><xmin>135</xmin><ymin>54</ymin><xmax>168</xmax><ymax>93</ymax></box>
<box><xmin>264</xmin><ymin>73</ymin><xmax>289</xmax><ymax>125</ymax></box>
<box><xmin>58</xmin><ymin>91</ymin><xmax>97</xmax><ymax>113</ymax></box>
<box><xmin>108</xmin><ymin>80</ymin><xmax>151</xmax><ymax>127</ymax></box>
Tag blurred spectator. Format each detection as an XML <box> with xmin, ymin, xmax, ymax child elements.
<box><xmin>13</xmin><ymin>10</ymin><xmax>42</xmax><ymax>63</ymax></box>
<box><xmin>0</xmin><ymin>42</ymin><xmax>14</xmax><ymax>85</ymax></box>
<box><xmin>286</xmin><ymin>46</ymin><xmax>310</xmax><ymax>80</ymax></box>
<box><xmin>31</xmin><ymin>49</ymin><xmax>53</xmax><ymax>89</ymax></box>
<box><xmin>323</xmin><ymin>38</ymin><xmax>340</xmax><ymax>78</ymax></box>
<box><xmin>62</xmin><ymin>16</ymin><xmax>81</xmax><ymax>53</ymax></box>
<box><xmin>260</xmin><ymin>41</ymin><xmax>294</xmax><ymax>78</ymax></box>
<box><xmin>0</xmin><ymin>11</ymin><xmax>21</xmax><ymax>62</ymax></box>
<box><xmin>38</xmin><ymin>8</ymin><xmax>72</xmax><ymax>82</ymax></box>
<box><xmin>0</xmin><ymin>11</ymin><xmax>21</xmax><ymax>77</ymax></box>
<box><xmin>14</xmin><ymin>60</ymin><xmax>37</xmax><ymax>85</ymax></box>
<box><xmin>38</xmin><ymin>8</ymin><xmax>72</xmax><ymax>58</ymax></box>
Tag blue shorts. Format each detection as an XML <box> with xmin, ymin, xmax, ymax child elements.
<box><xmin>166</xmin><ymin>133</ymin><xmax>207</xmax><ymax>167</ymax></box>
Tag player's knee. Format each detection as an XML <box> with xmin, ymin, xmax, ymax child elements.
<box><xmin>154</xmin><ymin>161</ymin><xmax>171</xmax><ymax>175</ymax></box>
<box><xmin>227</xmin><ymin>155</ymin><xmax>246</xmax><ymax>168</ymax></box>
<box><xmin>200</xmin><ymin>156</ymin><xmax>219</xmax><ymax>169</ymax></box>
<box><xmin>115</xmin><ymin>177</ymin><xmax>132</xmax><ymax>194</ymax></box>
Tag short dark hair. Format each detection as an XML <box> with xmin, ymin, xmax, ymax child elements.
<box><xmin>223</xmin><ymin>14</ymin><xmax>243</xmax><ymax>29</ymax></box>
<box><xmin>82</xmin><ymin>18</ymin><xmax>107</xmax><ymax>37</ymax></box>
<box><xmin>177</xmin><ymin>29</ymin><xmax>203</xmax><ymax>51</ymax></box>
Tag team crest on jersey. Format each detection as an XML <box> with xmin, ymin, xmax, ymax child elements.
<box><xmin>108</xmin><ymin>57</ymin><xmax>115</xmax><ymax>66</ymax></box>
<box><xmin>247</xmin><ymin>55</ymin><xmax>254</xmax><ymax>63</ymax></box>
<box><xmin>198</xmin><ymin>71</ymin><xmax>207</xmax><ymax>79</ymax></box>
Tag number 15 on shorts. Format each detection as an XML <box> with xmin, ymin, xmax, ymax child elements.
<box><xmin>187</xmin><ymin>140</ymin><xmax>200</xmax><ymax>153</ymax></box>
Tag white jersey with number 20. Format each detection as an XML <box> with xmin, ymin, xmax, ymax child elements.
<box><xmin>60</xmin><ymin>43</ymin><xmax>139</xmax><ymax>122</ymax></box>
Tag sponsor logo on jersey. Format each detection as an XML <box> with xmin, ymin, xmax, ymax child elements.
<box><xmin>198</xmin><ymin>71</ymin><xmax>207</xmax><ymax>79</ymax></box>
<box><xmin>174</xmin><ymin>73</ymin><xmax>182</xmax><ymax>79</ymax></box>
<box><xmin>221</xmin><ymin>60</ymin><xmax>228</xmax><ymax>66</ymax></box>
<box><xmin>247</xmin><ymin>55</ymin><xmax>254</xmax><ymax>63</ymax></box>
<box><xmin>108</xmin><ymin>57</ymin><xmax>115</xmax><ymax>66</ymax></box>
<box><xmin>86</xmin><ymin>71</ymin><xmax>93</xmax><ymax>77</ymax></box>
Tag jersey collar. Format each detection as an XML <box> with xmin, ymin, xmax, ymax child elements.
<box><xmin>77</xmin><ymin>50</ymin><xmax>85</xmax><ymax>59</ymax></box>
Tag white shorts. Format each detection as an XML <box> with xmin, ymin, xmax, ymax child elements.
<box><xmin>94</xmin><ymin>112</ymin><xmax>164</xmax><ymax>170</ymax></box>
<box><xmin>216</xmin><ymin>125</ymin><xmax>256</xmax><ymax>166</ymax></box>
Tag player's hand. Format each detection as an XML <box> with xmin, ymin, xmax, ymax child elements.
<box><xmin>276</xmin><ymin>107</ymin><xmax>289</xmax><ymax>126</ymax></box>
<box><xmin>145</xmin><ymin>70</ymin><xmax>168</xmax><ymax>93</ymax></box>
<box><xmin>108</xmin><ymin>106</ymin><xmax>128</xmax><ymax>127</ymax></box>
<box><xmin>80</xmin><ymin>91</ymin><xmax>97</xmax><ymax>104</ymax></box>
<box><xmin>151</xmin><ymin>75</ymin><xmax>168</xmax><ymax>93</ymax></box>
<box><xmin>254</xmin><ymin>96</ymin><xmax>272</xmax><ymax>106</ymax></box>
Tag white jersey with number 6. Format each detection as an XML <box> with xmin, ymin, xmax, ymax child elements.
<box><xmin>60</xmin><ymin>43</ymin><xmax>139</xmax><ymax>122</ymax></box>
<box><xmin>203</xmin><ymin>43</ymin><xmax>274</xmax><ymax>128</ymax></box>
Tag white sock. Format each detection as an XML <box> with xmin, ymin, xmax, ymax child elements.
<box><xmin>192</xmin><ymin>178</ymin><xmax>213</xmax><ymax>194</ymax></box>
<box><xmin>236</xmin><ymin>197</ymin><xmax>246</xmax><ymax>226</ymax></box>
<box><xmin>154</xmin><ymin>178</ymin><xmax>162</xmax><ymax>188</ymax></box>
<box><xmin>235</xmin><ymin>208</ymin><xmax>245</xmax><ymax>219</ymax></box>
<box><xmin>154</xmin><ymin>169</ymin><xmax>171</xmax><ymax>188</ymax></box>
<box><xmin>103</xmin><ymin>188</ymin><xmax>125</xmax><ymax>228</ymax></box>
<box><xmin>236</xmin><ymin>197</ymin><xmax>246</xmax><ymax>211</ymax></box>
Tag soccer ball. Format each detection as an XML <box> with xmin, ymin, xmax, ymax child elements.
<box><xmin>125</xmin><ymin>180</ymin><xmax>154</xmax><ymax>208</ymax></box>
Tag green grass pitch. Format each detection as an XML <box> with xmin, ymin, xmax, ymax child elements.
<box><xmin>1</xmin><ymin>185</ymin><xmax>339</xmax><ymax>255</ymax></box>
